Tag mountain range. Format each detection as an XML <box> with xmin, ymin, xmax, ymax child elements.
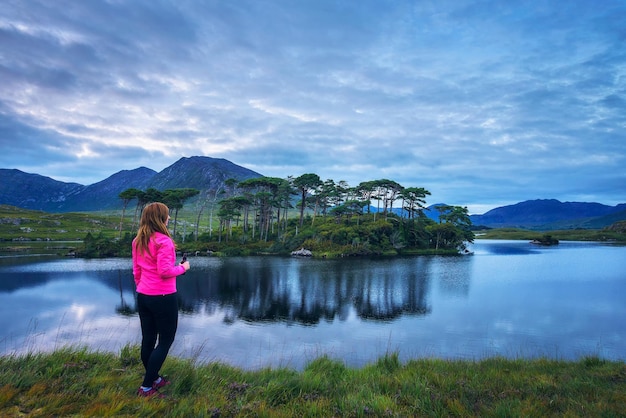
<box><xmin>1</xmin><ymin>156</ymin><xmax>624</xmax><ymax>229</ymax></box>
<box><xmin>0</xmin><ymin>156</ymin><xmax>261</xmax><ymax>212</ymax></box>
<box><xmin>468</xmin><ymin>200</ymin><xmax>626</xmax><ymax>230</ymax></box>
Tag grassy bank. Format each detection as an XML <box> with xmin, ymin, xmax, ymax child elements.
<box><xmin>476</xmin><ymin>227</ymin><xmax>626</xmax><ymax>242</ymax></box>
<box><xmin>1</xmin><ymin>347</ymin><xmax>624</xmax><ymax>417</ymax></box>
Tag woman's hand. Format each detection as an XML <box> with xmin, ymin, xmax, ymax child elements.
<box><xmin>181</xmin><ymin>261</ymin><xmax>190</xmax><ymax>271</ymax></box>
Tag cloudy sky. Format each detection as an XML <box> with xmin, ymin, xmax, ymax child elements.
<box><xmin>1</xmin><ymin>0</ymin><xmax>625</xmax><ymax>214</ymax></box>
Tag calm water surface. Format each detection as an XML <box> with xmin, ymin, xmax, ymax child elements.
<box><xmin>1</xmin><ymin>240</ymin><xmax>624</xmax><ymax>370</ymax></box>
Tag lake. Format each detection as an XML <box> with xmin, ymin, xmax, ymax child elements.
<box><xmin>0</xmin><ymin>240</ymin><xmax>624</xmax><ymax>370</ymax></box>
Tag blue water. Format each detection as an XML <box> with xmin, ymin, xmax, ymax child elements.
<box><xmin>0</xmin><ymin>240</ymin><xmax>624</xmax><ymax>370</ymax></box>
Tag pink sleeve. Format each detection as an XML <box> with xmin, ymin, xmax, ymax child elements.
<box><xmin>131</xmin><ymin>238</ymin><xmax>141</xmax><ymax>286</ymax></box>
<box><xmin>154</xmin><ymin>233</ymin><xmax>186</xmax><ymax>278</ymax></box>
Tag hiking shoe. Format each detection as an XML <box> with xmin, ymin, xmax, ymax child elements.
<box><xmin>137</xmin><ymin>387</ymin><xmax>166</xmax><ymax>398</ymax></box>
<box><xmin>153</xmin><ymin>376</ymin><xmax>171</xmax><ymax>390</ymax></box>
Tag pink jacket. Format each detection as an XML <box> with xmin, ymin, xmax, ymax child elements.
<box><xmin>132</xmin><ymin>232</ymin><xmax>186</xmax><ymax>295</ymax></box>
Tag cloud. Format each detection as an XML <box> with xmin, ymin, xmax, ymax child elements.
<box><xmin>1</xmin><ymin>0</ymin><xmax>625</xmax><ymax>213</ymax></box>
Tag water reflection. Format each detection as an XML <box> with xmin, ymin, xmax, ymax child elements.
<box><xmin>176</xmin><ymin>257</ymin><xmax>435</xmax><ymax>324</ymax></box>
<box><xmin>433</xmin><ymin>257</ymin><xmax>472</xmax><ymax>297</ymax></box>
<box><xmin>115</xmin><ymin>272</ymin><xmax>135</xmax><ymax>317</ymax></box>
<box><xmin>1</xmin><ymin>241</ymin><xmax>625</xmax><ymax>369</ymax></box>
<box><xmin>0</xmin><ymin>256</ymin><xmax>444</xmax><ymax>327</ymax></box>
<box><xmin>474</xmin><ymin>240</ymin><xmax>540</xmax><ymax>255</ymax></box>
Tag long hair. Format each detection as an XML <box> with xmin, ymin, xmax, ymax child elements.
<box><xmin>133</xmin><ymin>202</ymin><xmax>171</xmax><ymax>255</ymax></box>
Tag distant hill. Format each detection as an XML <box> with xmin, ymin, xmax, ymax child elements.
<box><xmin>366</xmin><ymin>203</ymin><xmax>446</xmax><ymax>222</ymax></box>
<box><xmin>0</xmin><ymin>169</ymin><xmax>85</xmax><ymax>212</ymax></box>
<box><xmin>57</xmin><ymin>167</ymin><xmax>158</xmax><ymax>211</ymax></box>
<box><xmin>469</xmin><ymin>199</ymin><xmax>626</xmax><ymax>230</ymax></box>
<box><xmin>424</xmin><ymin>203</ymin><xmax>448</xmax><ymax>222</ymax></box>
<box><xmin>146</xmin><ymin>156</ymin><xmax>259</xmax><ymax>191</ymax></box>
<box><xmin>0</xmin><ymin>156</ymin><xmax>262</xmax><ymax>212</ymax></box>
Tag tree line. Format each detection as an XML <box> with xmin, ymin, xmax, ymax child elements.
<box><xmin>118</xmin><ymin>187</ymin><xmax>199</xmax><ymax>238</ymax></box>
<box><xmin>115</xmin><ymin>174</ymin><xmax>474</xmax><ymax>257</ymax></box>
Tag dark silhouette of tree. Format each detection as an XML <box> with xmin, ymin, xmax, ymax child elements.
<box><xmin>434</xmin><ymin>204</ymin><xmax>454</xmax><ymax>223</ymax></box>
<box><xmin>130</xmin><ymin>188</ymin><xmax>161</xmax><ymax>230</ymax></box>
<box><xmin>356</xmin><ymin>181</ymin><xmax>377</xmax><ymax>215</ymax></box>
<box><xmin>217</xmin><ymin>196</ymin><xmax>241</xmax><ymax>242</ymax></box>
<box><xmin>238</xmin><ymin>177</ymin><xmax>290</xmax><ymax>241</ymax></box>
<box><xmin>316</xmin><ymin>179</ymin><xmax>335</xmax><ymax>217</ymax></box>
<box><xmin>429</xmin><ymin>205</ymin><xmax>473</xmax><ymax>250</ymax></box>
<box><xmin>194</xmin><ymin>187</ymin><xmax>221</xmax><ymax>241</ymax></box>
<box><xmin>276</xmin><ymin>177</ymin><xmax>295</xmax><ymax>234</ymax></box>
<box><xmin>376</xmin><ymin>179</ymin><xmax>404</xmax><ymax>217</ymax></box>
<box><xmin>163</xmin><ymin>188</ymin><xmax>200</xmax><ymax>237</ymax></box>
<box><xmin>400</xmin><ymin>187</ymin><xmax>431</xmax><ymax>219</ymax></box>
<box><xmin>118</xmin><ymin>188</ymin><xmax>141</xmax><ymax>238</ymax></box>
<box><xmin>293</xmin><ymin>173</ymin><xmax>322</xmax><ymax>227</ymax></box>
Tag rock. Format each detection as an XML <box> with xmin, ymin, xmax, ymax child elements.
<box><xmin>291</xmin><ymin>248</ymin><xmax>312</xmax><ymax>257</ymax></box>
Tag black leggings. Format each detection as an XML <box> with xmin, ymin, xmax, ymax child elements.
<box><xmin>137</xmin><ymin>292</ymin><xmax>178</xmax><ymax>387</ymax></box>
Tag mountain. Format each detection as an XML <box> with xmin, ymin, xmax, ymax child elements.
<box><xmin>147</xmin><ymin>156</ymin><xmax>260</xmax><ymax>191</ymax></box>
<box><xmin>56</xmin><ymin>167</ymin><xmax>158</xmax><ymax>211</ymax></box>
<box><xmin>0</xmin><ymin>169</ymin><xmax>84</xmax><ymax>212</ymax></box>
<box><xmin>0</xmin><ymin>156</ymin><xmax>262</xmax><ymax>212</ymax></box>
<box><xmin>366</xmin><ymin>204</ymin><xmax>446</xmax><ymax>221</ymax></box>
<box><xmin>469</xmin><ymin>199</ymin><xmax>626</xmax><ymax>229</ymax></box>
<box><xmin>424</xmin><ymin>203</ymin><xmax>447</xmax><ymax>222</ymax></box>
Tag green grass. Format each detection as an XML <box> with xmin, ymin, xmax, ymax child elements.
<box><xmin>476</xmin><ymin>227</ymin><xmax>626</xmax><ymax>242</ymax></box>
<box><xmin>0</xmin><ymin>205</ymin><xmax>129</xmax><ymax>242</ymax></box>
<box><xmin>0</xmin><ymin>347</ymin><xmax>624</xmax><ymax>417</ymax></box>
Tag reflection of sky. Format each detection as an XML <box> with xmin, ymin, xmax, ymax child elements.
<box><xmin>168</xmin><ymin>242</ymin><xmax>626</xmax><ymax>368</ymax></box>
<box><xmin>1</xmin><ymin>241</ymin><xmax>625</xmax><ymax>370</ymax></box>
<box><xmin>427</xmin><ymin>241</ymin><xmax>626</xmax><ymax>360</ymax></box>
<box><xmin>174</xmin><ymin>307</ymin><xmax>401</xmax><ymax>370</ymax></box>
<box><xmin>0</xmin><ymin>277</ymin><xmax>140</xmax><ymax>354</ymax></box>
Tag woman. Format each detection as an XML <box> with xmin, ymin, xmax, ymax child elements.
<box><xmin>132</xmin><ymin>202</ymin><xmax>190</xmax><ymax>398</ymax></box>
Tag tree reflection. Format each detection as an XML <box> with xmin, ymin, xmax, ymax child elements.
<box><xmin>115</xmin><ymin>271</ymin><xmax>135</xmax><ymax>316</ymax></box>
<box><xmin>173</xmin><ymin>257</ymin><xmax>434</xmax><ymax>324</ymax></box>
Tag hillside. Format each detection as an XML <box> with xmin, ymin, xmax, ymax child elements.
<box><xmin>57</xmin><ymin>167</ymin><xmax>157</xmax><ymax>212</ymax></box>
<box><xmin>470</xmin><ymin>199</ymin><xmax>626</xmax><ymax>230</ymax></box>
<box><xmin>146</xmin><ymin>156</ymin><xmax>261</xmax><ymax>191</ymax></box>
<box><xmin>0</xmin><ymin>169</ymin><xmax>84</xmax><ymax>212</ymax></box>
<box><xmin>0</xmin><ymin>157</ymin><xmax>262</xmax><ymax>213</ymax></box>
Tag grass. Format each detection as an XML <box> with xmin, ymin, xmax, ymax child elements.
<box><xmin>476</xmin><ymin>227</ymin><xmax>626</xmax><ymax>242</ymax></box>
<box><xmin>0</xmin><ymin>205</ymin><xmax>128</xmax><ymax>242</ymax></box>
<box><xmin>0</xmin><ymin>347</ymin><xmax>624</xmax><ymax>417</ymax></box>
